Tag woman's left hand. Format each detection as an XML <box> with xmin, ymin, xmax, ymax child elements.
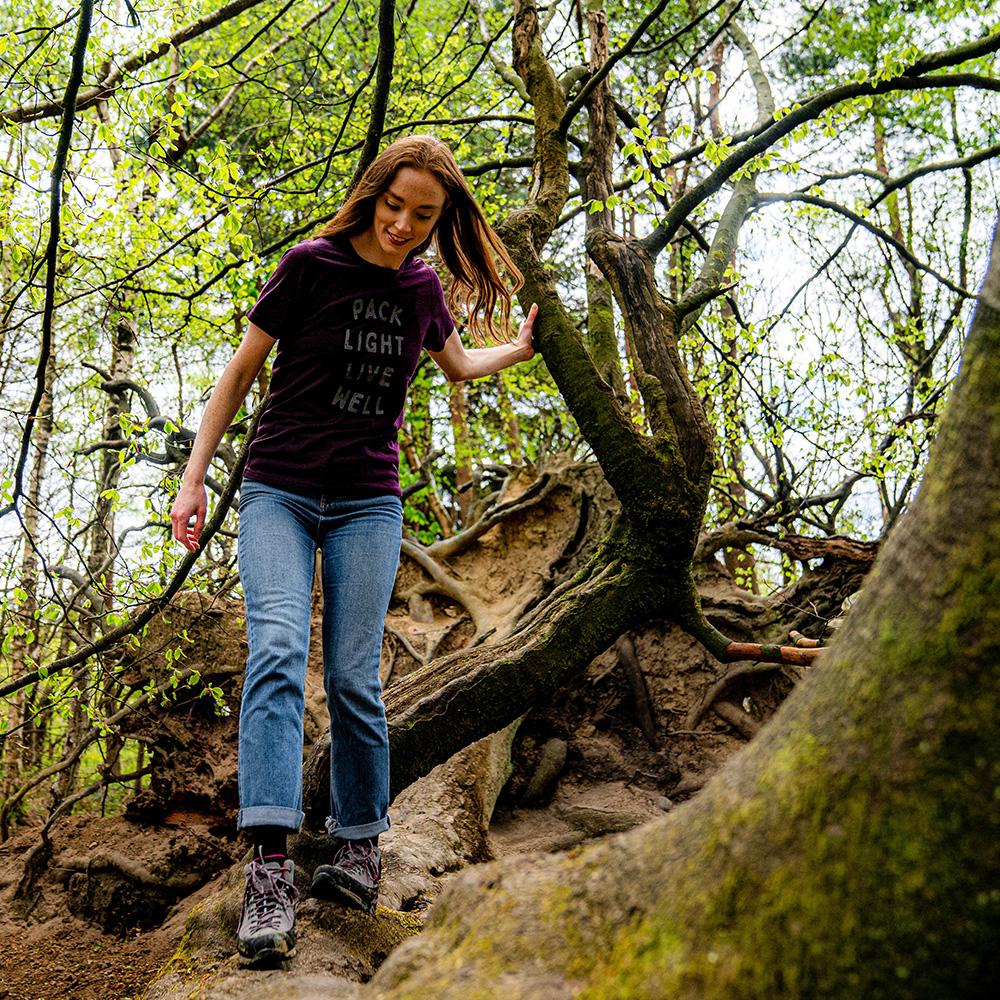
<box><xmin>515</xmin><ymin>302</ymin><xmax>538</xmax><ymax>360</ymax></box>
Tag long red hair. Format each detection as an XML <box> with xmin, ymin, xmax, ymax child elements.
<box><xmin>315</xmin><ymin>135</ymin><xmax>522</xmax><ymax>344</ymax></box>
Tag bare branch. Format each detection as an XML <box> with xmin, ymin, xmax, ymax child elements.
<box><xmin>755</xmin><ymin>191</ymin><xmax>972</xmax><ymax>298</ymax></box>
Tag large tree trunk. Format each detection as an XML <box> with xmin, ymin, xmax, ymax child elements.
<box><xmin>367</xmin><ymin>232</ymin><xmax>1000</xmax><ymax>997</ymax></box>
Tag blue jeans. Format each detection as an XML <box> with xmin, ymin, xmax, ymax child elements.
<box><xmin>236</xmin><ymin>480</ymin><xmax>402</xmax><ymax>839</ymax></box>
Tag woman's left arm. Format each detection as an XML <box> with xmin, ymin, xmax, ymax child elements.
<box><xmin>428</xmin><ymin>303</ymin><xmax>538</xmax><ymax>382</ymax></box>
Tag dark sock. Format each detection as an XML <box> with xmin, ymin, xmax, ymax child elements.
<box><xmin>247</xmin><ymin>824</ymin><xmax>291</xmax><ymax>860</ymax></box>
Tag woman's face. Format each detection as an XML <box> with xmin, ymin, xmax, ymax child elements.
<box><xmin>362</xmin><ymin>167</ymin><xmax>448</xmax><ymax>268</ymax></box>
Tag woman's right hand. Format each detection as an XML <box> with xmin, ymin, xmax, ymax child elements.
<box><xmin>171</xmin><ymin>481</ymin><xmax>208</xmax><ymax>552</ymax></box>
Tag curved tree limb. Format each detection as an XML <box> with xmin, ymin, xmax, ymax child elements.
<box><xmin>471</xmin><ymin>0</ymin><xmax>527</xmax><ymax>102</ymax></box>
<box><xmin>642</xmin><ymin>29</ymin><xmax>1000</xmax><ymax>258</ymax></box>
<box><xmin>727</xmin><ymin>21</ymin><xmax>774</xmax><ymax>128</ymax></box>
<box><xmin>755</xmin><ymin>191</ymin><xmax>972</xmax><ymax>298</ymax></box>
<box><xmin>697</xmin><ymin>525</ymin><xmax>879</xmax><ymax>564</ymax></box>
<box><xmin>2</xmin><ymin>0</ymin><xmax>93</xmax><ymax>524</ymax></box>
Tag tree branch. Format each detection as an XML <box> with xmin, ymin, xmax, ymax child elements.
<box><xmin>755</xmin><ymin>191</ymin><xmax>972</xmax><ymax>298</ymax></box>
<box><xmin>1</xmin><ymin>1</ymin><xmax>93</xmax><ymax>523</ymax></box>
<box><xmin>348</xmin><ymin>0</ymin><xmax>396</xmax><ymax>191</ymax></box>
<box><xmin>642</xmin><ymin>29</ymin><xmax>1000</xmax><ymax>258</ymax></box>
<box><xmin>727</xmin><ymin>21</ymin><xmax>774</xmax><ymax>128</ymax></box>
<box><xmin>471</xmin><ymin>0</ymin><xmax>527</xmax><ymax>101</ymax></box>
<box><xmin>169</xmin><ymin>0</ymin><xmax>343</xmax><ymax>161</ymax></box>
<box><xmin>2</xmin><ymin>0</ymin><xmax>272</xmax><ymax>124</ymax></box>
<box><xmin>0</xmin><ymin>397</ymin><xmax>267</xmax><ymax>701</ymax></box>
<box><xmin>557</xmin><ymin>0</ymin><xmax>732</xmax><ymax>140</ymax></box>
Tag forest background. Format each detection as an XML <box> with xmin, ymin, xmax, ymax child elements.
<box><xmin>0</xmin><ymin>0</ymin><xmax>998</xmax><ymax>996</ymax></box>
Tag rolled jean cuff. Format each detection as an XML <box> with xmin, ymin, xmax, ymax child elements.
<box><xmin>325</xmin><ymin>815</ymin><xmax>390</xmax><ymax>839</ymax></box>
<box><xmin>238</xmin><ymin>805</ymin><xmax>304</xmax><ymax>831</ymax></box>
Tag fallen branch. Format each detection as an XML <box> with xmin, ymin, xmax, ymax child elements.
<box><xmin>684</xmin><ymin>661</ymin><xmax>785</xmax><ymax>730</ymax></box>
<box><xmin>712</xmin><ymin>700</ymin><xmax>760</xmax><ymax>739</ymax></box>
<box><xmin>789</xmin><ymin>630</ymin><xmax>820</xmax><ymax>648</ymax></box>
<box><xmin>720</xmin><ymin>641</ymin><xmax>822</xmax><ymax>666</ymax></box>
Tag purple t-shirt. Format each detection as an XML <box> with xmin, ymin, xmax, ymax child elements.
<box><xmin>244</xmin><ymin>236</ymin><xmax>454</xmax><ymax>496</ymax></box>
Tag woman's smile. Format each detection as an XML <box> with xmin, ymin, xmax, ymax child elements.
<box><xmin>352</xmin><ymin>166</ymin><xmax>447</xmax><ymax>268</ymax></box>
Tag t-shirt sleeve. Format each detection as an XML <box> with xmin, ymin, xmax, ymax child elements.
<box><xmin>246</xmin><ymin>243</ymin><xmax>312</xmax><ymax>339</ymax></box>
<box><xmin>423</xmin><ymin>269</ymin><xmax>455</xmax><ymax>353</ymax></box>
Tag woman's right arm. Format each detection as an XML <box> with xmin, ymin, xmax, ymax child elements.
<box><xmin>170</xmin><ymin>323</ymin><xmax>277</xmax><ymax>552</ymax></box>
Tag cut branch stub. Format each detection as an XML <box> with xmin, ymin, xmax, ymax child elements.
<box><xmin>722</xmin><ymin>641</ymin><xmax>822</xmax><ymax>667</ymax></box>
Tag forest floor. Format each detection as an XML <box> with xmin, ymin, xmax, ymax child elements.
<box><xmin>0</xmin><ymin>466</ymin><xmax>802</xmax><ymax>999</ymax></box>
<box><xmin>0</xmin><ymin>624</ymin><xmax>781</xmax><ymax>1000</ymax></box>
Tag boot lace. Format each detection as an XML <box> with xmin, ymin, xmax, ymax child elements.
<box><xmin>333</xmin><ymin>839</ymin><xmax>379</xmax><ymax>883</ymax></box>
<box><xmin>244</xmin><ymin>859</ymin><xmax>298</xmax><ymax>932</ymax></box>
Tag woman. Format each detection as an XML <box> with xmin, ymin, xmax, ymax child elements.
<box><xmin>170</xmin><ymin>135</ymin><xmax>537</xmax><ymax>965</ymax></box>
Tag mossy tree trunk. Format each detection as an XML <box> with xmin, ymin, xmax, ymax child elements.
<box><xmin>303</xmin><ymin>0</ymin><xmax>719</xmax><ymax>813</ymax></box>
<box><xmin>300</xmin><ymin>4</ymin><xmax>997</xmax><ymax>815</ymax></box>
<box><xmin>367</xmin><ymin>226</ymin><xmax>1000</xmax><ymax>999</ymax></box>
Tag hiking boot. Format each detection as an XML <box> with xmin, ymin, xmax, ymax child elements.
<box><xmin>311</xmin><ymin>837</ymin><xmax>381</xmax><ymax>914</ymax></box>
<box><xmin>237</xmin><ymin>857</ymin><xmax>299</xmax><ymax>966</ymax></box>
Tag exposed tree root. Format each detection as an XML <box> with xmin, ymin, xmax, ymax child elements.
<box><xmin>614</xmin><ymin>634</ymin><xmax>658</xmax><ymax>748</ymax></box>
<box><xmin>684</xmin><ymin>661</ymin><xmax>787</xmax><ymax>730</ymax></box>
<box><xmin>51</xmin><ymin>851</ymin><xmax>202</xmax><ymax>892</ymax></box>
<box><xmin>712</xmin><ymin>700</ymin><xmax>761</xmax><ymax>739</ymax></box>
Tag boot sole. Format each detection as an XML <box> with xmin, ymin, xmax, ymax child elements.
<box><xmin>238</xmin><ymin>933</ymin><xmax>296</xmax><ymax>966</ymax></box>
<box><xmin>238</xmin><ymin>945</ymin><xmax>296</xmax><ymax>967</ymax></box>
<box><xmin>311</xmin><ymin>867</ymin><xmax>378</xmax><ymax>914</ymax></box>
